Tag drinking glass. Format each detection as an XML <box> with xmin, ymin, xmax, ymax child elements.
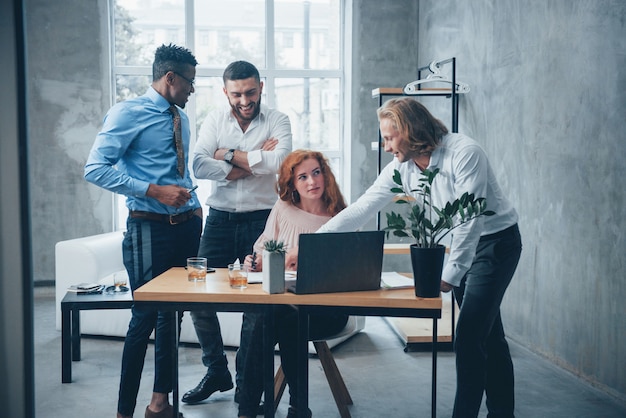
<box><xmin>228</xmin><ymin>263</ymin><xmax>248</xmax><ymax>289</ymax></box>
<box><xmin>187</xmin><ymin>257</ymin><xmax>208</xmax><ymax>282</ymax></box>
<box><xmin>113</xmin><ymin>271</ymin><xmax>129</xmax><ymax>292</ymax></box>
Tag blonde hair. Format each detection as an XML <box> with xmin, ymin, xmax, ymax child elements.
<box><xmin>377</xmin><ymin>97</ymin><xmax>448</xmax><ymax>156</ymax></box>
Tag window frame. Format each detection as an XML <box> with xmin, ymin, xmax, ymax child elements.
<box><xmin>108</xmin><ymin>0</ymin><xmax>350</xmax><ymax>230</ymax></box>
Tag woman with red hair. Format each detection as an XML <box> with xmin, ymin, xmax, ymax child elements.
<box><xmin>238</xmin><ymin>149</ymin><xmax>348</xmax><ymax>418</ymax></box>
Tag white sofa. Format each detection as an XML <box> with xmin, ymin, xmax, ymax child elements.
<box><xmin>55</xmin><ymin>231</ymin><xmax>365</xmax><ymax>349</ymax></box>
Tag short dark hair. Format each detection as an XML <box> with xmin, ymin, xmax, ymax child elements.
<box><xmin>222</xmin><ymin>60</ymin><xmax>260</xmax><ymax>84</ymax></box>
<box><xmin>152</xmin><ymin>43</ymin><xmax>198</xmax><ymax>82</ymax></box>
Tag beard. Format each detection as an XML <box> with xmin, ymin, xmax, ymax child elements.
<box><xmin>230</xmin><ymin>95</ymin><xmax>262</xmax><ymax>122</ymax></box>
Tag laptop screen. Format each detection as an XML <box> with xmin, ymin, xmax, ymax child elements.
<box><xmin>291</xmin><ymin>231</ymin><xmax>385</xmax><ymax>294</ymax></box>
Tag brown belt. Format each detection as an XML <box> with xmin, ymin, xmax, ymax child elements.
<box><xmin>129</xmin><ymin>208</ymin><xmax>201</xmax><ymax>225</ymax></box>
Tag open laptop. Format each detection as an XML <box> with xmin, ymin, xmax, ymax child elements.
<box><xmin>288</xmin><ymin>230</ymin><xmax>385</xmax><ymax>294</ymax></box>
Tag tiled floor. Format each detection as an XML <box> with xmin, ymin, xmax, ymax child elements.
<box><xmin>34</xmin><ymin>287</ymin><xmax>625</xmax><ymax>417</ymax></box>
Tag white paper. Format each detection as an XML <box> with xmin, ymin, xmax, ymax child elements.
<box><xmin>380</xmin><ymin>272</ymin><xmax>414</xmax><ymax>289</ymax></box>
<box><xmin>248</xmin><ymin>271</ymin><xmax>296</xmax><ymax>284</ymax></box>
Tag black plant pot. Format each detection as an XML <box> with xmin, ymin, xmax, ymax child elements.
<box><xmin>410</xmin><ymin>244</ymin><xmax>445</xmax><ymax>298</ymax></box>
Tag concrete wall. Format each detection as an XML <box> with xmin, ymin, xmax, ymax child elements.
<box><xmin>26</xmin><ymin>0</ymin><xmax>112</xmax><ymax>283</ymax></box>
<box><xmin>349</xmin><ymin>0</ymin><xmax>419</xmax><ymax>210</ymax></box>
<box><xmin>24</xmin><ymin>0</ymin><xmax>625</xmax><ymax>402</ymax></box>
<box><xmin>415</xmin><ymin>0</ymin><xmax>626</xmax><ymax>400</ymax></box>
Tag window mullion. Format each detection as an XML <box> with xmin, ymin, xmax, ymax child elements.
<box><xmin>185</xmin><ymin>0</ymin><xmax>195</xmax><ymax>51</ymax></box>
<box><xmin>266</xmin><ymin>0</ymin><xmax>276</xmax><ymax>108</ymax></box>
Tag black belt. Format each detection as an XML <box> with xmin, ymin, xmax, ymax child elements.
<box><xmin>209</xmin><ymin>207</ymin><xmax>271</xmax><ymax>222</ymax></box>
<box><xmin>129</xmin><ymin>208</ymin><xmax>201</xmax><ymax>225</ymax></box>
<box><xmin>481</xmin><ymin>223</ymin><xmax>519</xmax><ymax>241</ymax></box>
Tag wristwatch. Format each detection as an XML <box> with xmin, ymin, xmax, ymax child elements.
<box><xmin>224</xmin><ymin>148</ymin><xmax>235</xmax><ymax>164</ymax></box>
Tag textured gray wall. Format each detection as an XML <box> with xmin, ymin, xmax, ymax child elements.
<box><xmin>26</xmin><ymin>0</ymin><xmax>112</xmax><ymax>283</ymax></box>
<box><xmin>350</xmin><ymin>0</ymin><xmax>419</xmax><ymax>210</ymax></box>
<box><xmin>416</xmin><ymin>0</ymin><xmax>626</xmax><ymax>400</ymax></box>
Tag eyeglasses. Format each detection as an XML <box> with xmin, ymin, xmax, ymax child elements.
<box><xmin>173</xmin><ymin>71</ymin><xmax>195</xmax><ymax>88</ymax></box>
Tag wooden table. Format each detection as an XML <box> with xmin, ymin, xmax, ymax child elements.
<box><xmin>134</xmin><ymin>267</ymin><xmax>442</xmax><ymax>418</ymax></box>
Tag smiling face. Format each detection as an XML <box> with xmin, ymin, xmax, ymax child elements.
<box><xmin>380</xmin><ymin>117</ymin><xmax>416</xmax><ymax>163</ymax></box>
<box><xmin>293</xmin><ymin>157</ymin><xmax>326</xmax><ymax>204</ymax></box>
<box><xmin>223</xmin><ymin>77</ymin><xmax>263</xmax><ymax>125</ymax></box>
<box><xmin>166</xmin><ymin>65</ymin><xmax>196</xmax><ymax>108</ymax></box>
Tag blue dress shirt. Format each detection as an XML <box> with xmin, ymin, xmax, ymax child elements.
<box><xmin>85</xmin><ymin>87</ymin><xmax>199</xmax><ymax>214</ymax></box>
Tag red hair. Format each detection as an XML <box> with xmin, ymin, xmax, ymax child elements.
<box><xmin>276</xmin><ymin>150</ymin><xmax>346</xmax><ymax>216</ymax></box>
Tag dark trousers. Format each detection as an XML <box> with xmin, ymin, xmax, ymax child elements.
<box><xmin>189</xmin><ymin>208</ymin><xmax>270</xmax><ymax>387</ymax></box>
<box><xmin>237</xmin><ymin>306</ymin><xmax>349</xmax><ymax>417</ymax></box>
<box><xmin>117</xmin><ymin>215</ymin><xmax>201</xmax><ymax>416</ymax></box>
<box><xmin>452</xmin><ymin>224</ymin><xmax>522</xmax><ymax>418</ymax></box>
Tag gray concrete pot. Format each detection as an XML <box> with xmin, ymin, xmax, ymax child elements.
<box><xmin>262</xmin><ymin>250</ymin><xmax>285</xmax><ymax>294</ymax></box>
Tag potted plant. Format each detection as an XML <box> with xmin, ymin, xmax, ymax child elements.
<box><xmin>384</xmin><ymin>168</ymin><xmax>495</xmax><ymax>297</ymax></box>
<box><xmin>262</xmin><ymin>239</ymin><xmax>287</xmax><ymax>294</ymax></box>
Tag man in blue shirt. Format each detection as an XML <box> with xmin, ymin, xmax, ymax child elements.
<box><xmin>85</xmin><ymin>44</ymin><xmax>201</xmax><ymax>418</ymax></box>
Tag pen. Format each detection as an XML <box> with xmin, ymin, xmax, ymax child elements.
<box><xmin>251</xmin><ymin>251</ymin><xmax>257</xmax><ymax>270</ymax></box>
<box><xmin>187</xmin><ymin>185</ymin><xmax>198</xmax><ymax>193</ymax></box>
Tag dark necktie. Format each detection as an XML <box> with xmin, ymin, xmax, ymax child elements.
<box><xmin>169</xmin><ymin>105</ymin><xmax>185</xmax><ymax>177</ymax></box>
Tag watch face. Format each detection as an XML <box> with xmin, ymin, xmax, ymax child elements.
<box><xmin>225</xmin><ymin>149</ymin><xmax>234</xmax><ymax>163</ymax></box>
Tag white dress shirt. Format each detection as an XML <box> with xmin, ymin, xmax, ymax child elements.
<box><xmin>319</xmin><ymin>132</ymin><xmax>518</xmax><ymax>286</ymax></box>
<box><xmin>193</xmin><ymin>104</ymin><xmax>292</xmax><ymax>212</ymax></box>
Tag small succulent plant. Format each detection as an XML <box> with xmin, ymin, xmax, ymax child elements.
<box><xmin>263</xmin><ymin>239</ymin><xmax>286</xmax><ymax>254</ymax></box>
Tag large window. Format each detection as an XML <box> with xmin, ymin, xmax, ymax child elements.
<box><xmin>111</xmin><ymin>0</ymin><xmax>346</xmax><ymax>229</ymax></box>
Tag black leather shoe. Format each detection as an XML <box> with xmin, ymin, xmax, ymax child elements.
<box><xmin>286</xmin><ymin>406</ymin><xmax>312</xmax><ymax>418</ymax></box>
<box><xmin>181</xmin><ymin>371</ymin><xmax>233</xmax><ymax>404</ymax></box>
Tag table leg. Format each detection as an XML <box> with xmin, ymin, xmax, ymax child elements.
<box><xmin>61</xmin><ymin>304</ymin><xmax>72</xmax><ymax>383</ymax></box>
<box><xmin>263</xmin><ymin>306</ymin><xmax>275</xmax><ymax>418</ymax></box>
<box><xmin>296</xmin><ymin>307</ymin><xmax>309</xmax><ymax>418</ymax></box>
<box><xmin>172</xmin><ymin>310</ymin><xmax>180</xmax><ymax>417</ymax></box>
<box><xmin>431</xmin><ymin>317</ymin><xmax>438</xmax><ymax>418</ymax></box>
<box><xmin>71</xmin><ymin>307</ymin><xmax>81</xmax><ymax>361</ymax></box>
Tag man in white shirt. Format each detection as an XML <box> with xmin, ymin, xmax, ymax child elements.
<box><xmin>287</xmin><ymin>97</ymin><xmax>522</xmax><ymax>418</ymax></box>
<box><xmin>183</xmin><ymin>61</ymin><xmax>292</xmax><ymax>408</ymax></box>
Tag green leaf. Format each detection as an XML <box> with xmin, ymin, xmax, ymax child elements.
<box><xmin>392</xmin><ymin>169</ymin><xmax>403</xmax><ymax>186</ymax></box>
<box><xmin>263</xmin><ymin>239</ymin><xmax>286</xmax><ymax>253</ymax></box>
<box><xmin>385</xmin><ymin>167</ymin><xmax>496</xmax><ymax>248</ymax></box>
<box><xmin>459</xmin><ymin>192</ymin><xmax>469</xmax><ymax>206</ymax></box>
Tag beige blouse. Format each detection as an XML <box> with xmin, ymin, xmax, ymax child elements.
<box><xmin>252</xmin><ymin>199</ymin><xmax>331</xmax><ymax>254</ymax></box>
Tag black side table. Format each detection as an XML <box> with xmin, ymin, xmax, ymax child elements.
<box><xmin>60</xmin><ymin>290</ymin><xmax>133</xmax><ymax>383</ymax></box>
